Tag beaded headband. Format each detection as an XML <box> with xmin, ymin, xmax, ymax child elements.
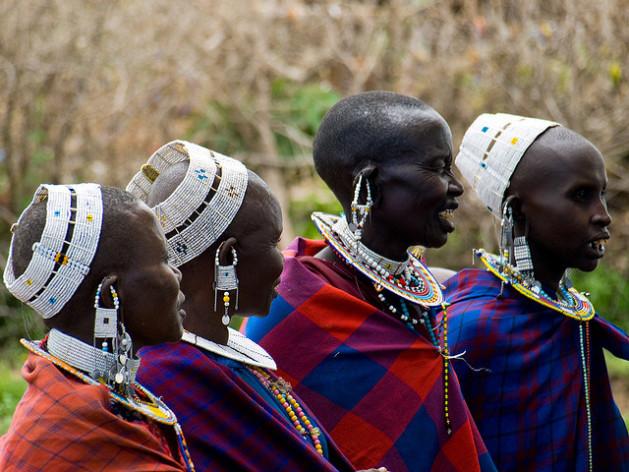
<box><xmin>455</xmin><ymin>113</ymin><xmax>559</xmax><ymax>217</ymax></box>
<box><xmin>3</xmin><ymin>184</ymin><xmax>103</xmax><ymax>319</ymax></box>
<box><xmin>126</xmin><ymin>140</ymin><xmax>248</xmax><ymax>266</ymax></box>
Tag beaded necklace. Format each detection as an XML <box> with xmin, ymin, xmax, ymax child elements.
<box><xmin>475</xmin><ymin>249</ymin><xmax>594</xmax><ymax>470</ymax></box>
<box><xmin>182</xmin><ymin>329</ymin><xmax>276</xmax><ymax>370</ymax></box>
<box><xmin>21</xmin><ymin>338</ymin><xmax>196</xmax><ymax>471</ymax></box>
<box><xmin>314</xmin><ymin>211</ymin><xmax>454</xmax><ymax>435</ymax></box>
<box><xmin>247</xmin><ymin>366</ymin><xmax>324</xmax><ymax>455</ymax></box>
<box><xmin>312</xmin><ymin>212</ymin><xmax>443</xmax><ymax>306</ymax></box>
<box><xmin>475</xmin><ymin>249</ymin><xmax>594</xmax><ymax>321</ymax></box>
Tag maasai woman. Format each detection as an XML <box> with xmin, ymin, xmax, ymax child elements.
<box><xmin>128</xmin><ymin>141</ymin><xmax>378</xmax><ymax>471</ymax></box>
<box><xmin>245</xmin><ymin>91</ymin><xmax>496</xmax><ymax>472</ymax></box>
<box><xmin>1</xmin><ymin>184</ymin><xmax>194</xmax><ymax>471</ymax></box>
<box><xmin>445</xmin><ymin>113</ymin><xmax>629</xmax><ymax>471</ymax></box>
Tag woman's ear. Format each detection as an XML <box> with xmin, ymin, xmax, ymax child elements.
<box><xmin>217</xmin><ymin>237</ymin><xmax>238</xmax><ymax>266</ymax></box>
<box><xmin>98</xmin><ymin>274</ymin><xmax>119</xmax><ymax>309</ymax></box>
<box><xmin>509</xmin><ymin>196</ymin><xmax>525</xmax><ymax>223</ymax></box>
<box><xmin>353</xmin><ymin>164</ymin><xmax>379</xmax><ymax>205</ymax></box>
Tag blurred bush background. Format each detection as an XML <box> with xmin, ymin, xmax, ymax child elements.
<box><xmin>1</xmin><ymin>0</ymin><xmax>627</xmax><ymax>429</ymax></box>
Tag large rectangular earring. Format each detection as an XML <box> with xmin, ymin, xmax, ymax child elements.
<box><xmin>513</xmin><ymin>235</ymin><xmax>534</xmax><ymax>273</ymax></box>
<box><xmin>93</xmin><ymin>282</ymin><xmax>119</xmax><ymax>352</ymax></box>
<box><xmin>214</xmin><ymin>243</ymin><xmax>239</xmax><ymax>326</ymax></box>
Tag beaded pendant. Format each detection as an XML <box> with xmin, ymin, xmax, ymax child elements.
<box><xmin>248</xmin><ymin>366</ymin><xmax>324</xmax><ymax>455</ymax></box>
<box><xmin>476</xmin><ymin>249</ymin><xmax>595</xmax><ymax>321</ymax></box>
<box><xmin>312</xmin><ymin>212</ymin><xmax>443</xmax><ymax>306</ymax></box>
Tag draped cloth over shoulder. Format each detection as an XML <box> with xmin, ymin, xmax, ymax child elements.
<box><xmin>245</xmin><ymin>238</ymin><xmax>496</xmax><ymax>472</ymax></box>
<box><xmin>443</xmin><ymin>269</ymin><xmax>629</xmax><ymax>472</ymax></box>
<box><xmin>138</xmin><ymin>340</ymin><xmax>353</xmax><ymax>472</ymax></box>
<box><xmin>0</xmin><ymin>353</ymin><xmax>187</xmax><ymax>472</ymax></box>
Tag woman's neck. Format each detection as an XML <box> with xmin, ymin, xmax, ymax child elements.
<box><xmin>182</xmin><ymin>288</ymin><xmax>229</xmax><ymax>345</ymax></box>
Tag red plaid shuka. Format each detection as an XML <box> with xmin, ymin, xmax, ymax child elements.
<box><xmin>244</xmin><ymin>238</ymin><xmax>496</xmax><ymax>472</ymax></box>
<box><xmin>0</xmin><ymin>352</ymin><xmax>187</xmax><ymax>471</ymax></box>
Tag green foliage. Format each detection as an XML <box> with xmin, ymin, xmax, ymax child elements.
<box><xmin>571</xmin><ymin>264</ymin><xmax>629</xmax><ymax>332</ymax></box>
<box><xmin>0</xmin><ymin>350</ymin><xmax>28</xmax><ymax>434</ymax></box>
<box><xmin>187</xmin><ymin>82</ymin><xmax>340</xmax><ymax>160</ymax></box>
<box><xmin>271</xmin><ymin>81</ymin><xmax>341</xmax><ymax>157</ymax></box>
<box><xmin>289</xmin><ymin>186</ymin><xmax>342</xmax><ymax>241</ymax></box>
<box><xmin>185</xmin><ymin>101</ymin><xmax>249</xmax><ymax>156</ymax></box>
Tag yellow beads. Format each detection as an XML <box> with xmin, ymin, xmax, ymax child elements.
<box><xmin>441</xmin><ymin>302</ymin><xmax>452</xmax><ymax>436</ymax></box>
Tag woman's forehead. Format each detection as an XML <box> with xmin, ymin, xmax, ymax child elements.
<box><xmin>515</xmin><ymin>137</ymin><xmax>605</xmax><ymax>191</ymax></box>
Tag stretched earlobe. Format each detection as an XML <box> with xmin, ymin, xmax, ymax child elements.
<box><xmin>98</xmin><ymin>275</ymin><xmax>119</xmax><ymax>309</ymax></box>
<box><xmin>217</xmin><ymin>237</ymin><xmax>238</xmax><ymax>265</ymax></box>
<box><xmin>214</xmin><ymin>238</ymin><xmax>239</xmax><ymax>326</ymax></box>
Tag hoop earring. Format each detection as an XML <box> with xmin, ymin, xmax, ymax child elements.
<box><xmin>214</xmin><ymin>243</ymin><xmax>239</xmax><ymax>326</ymax></box>
<box><xmin>499</xmin><ymin>197</ymin><xmax>515</xmax><ymax>268</ymax></box>
<box><xmin>350</xmin><ymin>174</ymin><xmax>373</xmax><ymax>242</ymax></box>
<box><xmin>500</xmin><ymin>197</ymin><xmax>535</xmax><ymax>286</ymax></box>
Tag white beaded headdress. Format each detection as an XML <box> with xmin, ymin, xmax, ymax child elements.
<box><xmin>3</xmin><ymin>184</ymin><xmax>103</xmax><ymax>319</ymax></box>
<box><xmin>126</xmin><ymin>140</ymin><xmax>248</xmax><ymax>266</ymax></box>
<box><xmin>455</xmin><ymin>113</ymin><xmax>559</xmax><ymax>217</ymax></box>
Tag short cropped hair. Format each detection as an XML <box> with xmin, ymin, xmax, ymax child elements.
<box><xmin>313</xmin><ymin>91</ymin><xmax>437</xmax><ymax>205</ymax></box>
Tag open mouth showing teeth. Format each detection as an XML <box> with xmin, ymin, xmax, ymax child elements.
<box><xmin>589</xmin><ymin>239</ymin><xmax>606</xmax><ymax>254</ymax></box>
<box><xmin>438</xmin><ymin>209</ymin><xmax>455</xmax><ymax>222</ymax></box>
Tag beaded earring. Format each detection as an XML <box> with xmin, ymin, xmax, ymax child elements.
<box><xmin>513</xmin><ymin>235</ymin><xmax>534</xmax><ymax>274</ymax></box>
<box><xmin>513</xmin><ymin>205</ymin><xmax>534</xmax><ymax>279</ymax></box>
<box><xmin>93</xmin><ymin>282</ymin><xmax>119</xmax><ymax>353</ymax></box>
<box><xmin>113</xmin><ymin>323</ymin><xmax>133</xmax><ymax>392</ymax></box>
<box><xmin>93</xmin><ymin>281</ymin><xmax>132</xmax><ymax>392</ymax></box>
<box><xmin>499</xmin><ymin>197</ymin><xmax>515</xmax><ymax>268</ymax></box>
<box><xmin>350</xmin><ymin>174</ymin><xmax>373</xmax><ymax>242</ymax></box>
<box><xmin>214</xmin><ymin>242</ymin><xmax>239</xmax><ymax>326</ymax></box>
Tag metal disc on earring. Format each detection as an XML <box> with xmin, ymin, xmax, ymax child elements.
<box><xmin>222</xmin><ymin>314</ymin><xmax>230</xmax><ymax>326</ymax></box>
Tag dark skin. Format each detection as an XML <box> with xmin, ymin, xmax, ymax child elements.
<box><xmin>149</xmin><ymin>166</ymin><xmax>284</xmax><ymax>346</ymax></box>
<box><xmin>506</xmin><ymin>127</ymin><xmax>612</xmax><ymax>292</ymax></box>
<box><xmin>149</xmin><ymin>165</ymin><xmax>389</xmax><ymax>472</ymax></box>
<box><xmin>47</xmin><ymin>202</ymin><xmax>185</xmax><ymax>355</ymax></box>
<box><xmin>318</xmin><ymin>110</ymin><xmax>463</xmax><ymax>262</ymax></box>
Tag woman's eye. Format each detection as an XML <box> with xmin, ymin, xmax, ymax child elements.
<box><xmin>573</xmin><ymin>189</ymin><xmax>591</xmax><ymax>202</ymax></box>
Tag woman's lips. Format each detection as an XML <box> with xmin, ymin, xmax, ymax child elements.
<box><xmin>437</xmin><ymin>208</ymin><xmax>456</xmax><ymax>232</ymax></box>
<box><xmin>586</xmin><ymin>238</ymin><xmax>607</xmax><ymax>258</ymax></box>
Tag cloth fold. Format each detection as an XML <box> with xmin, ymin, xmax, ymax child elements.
<box><xmin>0</xmin><ymin>353</ymin><xmax>186</xmax><ymax>471</ymax></box>
<box><xmin>138</xmin><ymin>340</ymin><xmax>353</xmax><ymax>472</ymax></box>
<box><xmin>245</xmin><ymin>238</ymin><xmax>496</xmax><ymax>472</ymax></box>
<box><xmin>442</xmin><ymin>268</ymin><xmax>629</xmax><ymax>471</ymax></box>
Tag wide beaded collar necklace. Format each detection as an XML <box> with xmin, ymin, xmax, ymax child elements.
<box><xmin>475</xmin><ymin>249</ymin><xmax>595</xmax><ymax>321</ymax></box>
<box><xmin>23</xmin><ymin>332</ymin><xmax>176</xmax><ymax>424</ymax></box>
<box><xmin>312</xmin><ymin>212</ymin><xmax>443</xmax><ymax>307</ymax></box>
<box><xmin>21</xmin><ymin>334</ymin><xmax>196</xmax><ymax>471</ymax></box>
<box><xmin>182</xmin><ymin>328</ymin><xmax>276</xmax><ymax>370</ymax></box>
<box><xmin>313</xmin><ymin>212</ymin><xmax>455</xmax><ymax>435</ymax></box>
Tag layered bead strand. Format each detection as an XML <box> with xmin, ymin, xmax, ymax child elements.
<box><xmin>441</xmin><ymin>302</ymin><xmax>452</xmax><ymax>436</ymax></box>
<box><xmin>579</xmin><ymin>322</ymin><xmax>593</xmax><ymax>472</ymax></box>
<box><xmin>377</xmin><ymin>290</ymin><xmax>453</xmax><ymax>436</ymax></box>
<box><xmin>248</xmin><ymin>367</ymin><xmax>323</xmax><ymax>455</ymax></box>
